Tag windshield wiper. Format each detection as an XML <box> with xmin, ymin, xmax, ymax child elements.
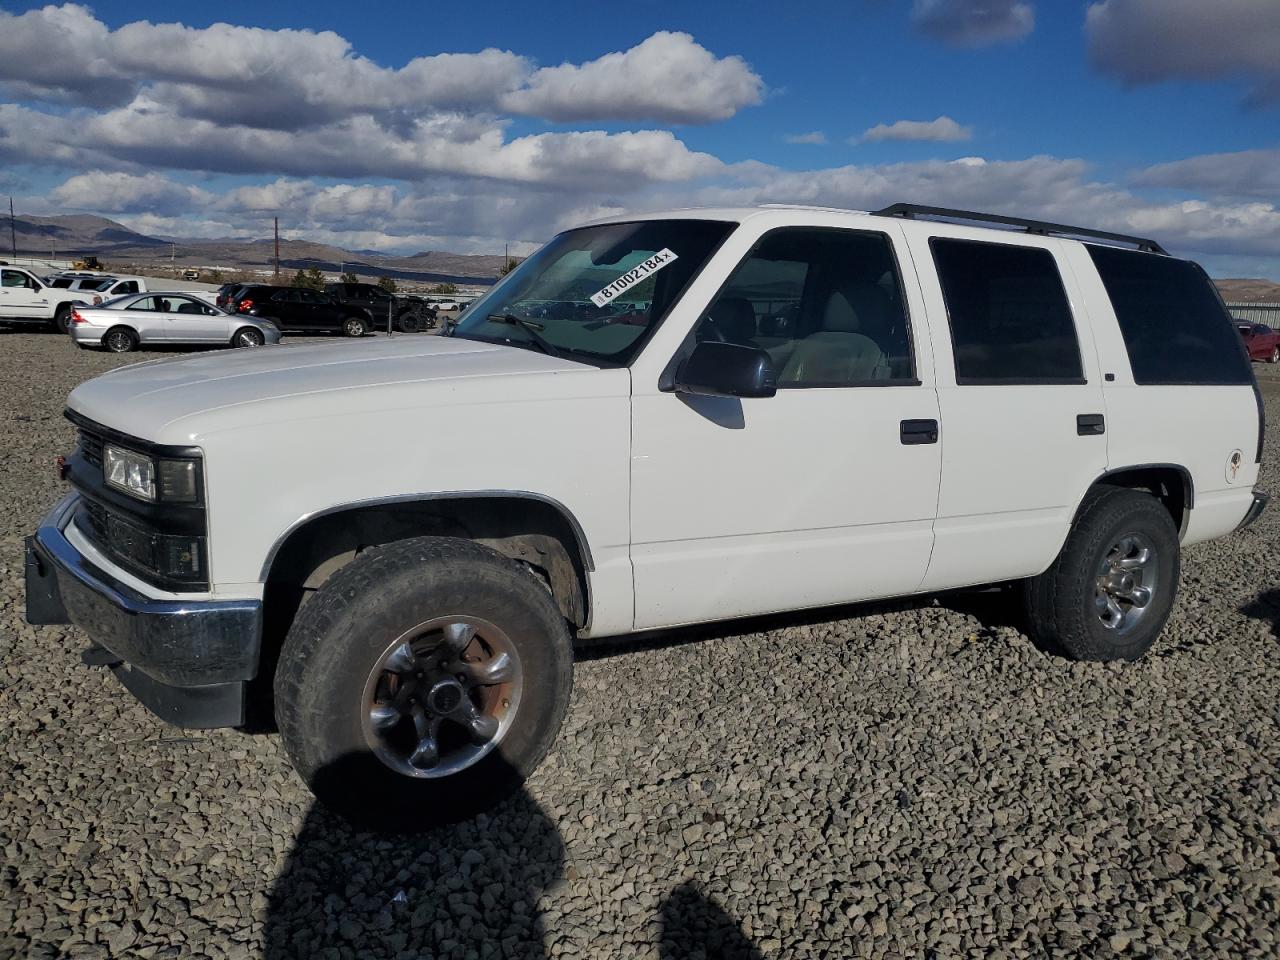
<box><xmin>487</xmin><ymin>313</ymin><xmax>565</xmax><ymax>359</ymax></box>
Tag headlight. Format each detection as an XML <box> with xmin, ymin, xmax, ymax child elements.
<box><xmin>104</xmin><ymin>445</ymin><xmax>155</xmax><ymax>500</ymax></box>
<box><xmin>103</xmin><ymin>445</ymin><xmax>202</xmax><ymax>503</ymax></box>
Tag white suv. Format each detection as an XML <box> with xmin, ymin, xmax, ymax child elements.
<box><xmin>26</xmin><ymin>204</ymin><xmax>1266</xmax><ymax>828</ymax></box>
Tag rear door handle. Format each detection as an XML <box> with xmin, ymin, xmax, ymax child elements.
<box><xmin>1077</xmin><ymin>413</ymin><xmax>1105</xmax><ymax>436</ymax></box>
<box><xmin>900</xmin><ymin>419</ymin><xmax>938</xmax><ymax>445</ymax></box>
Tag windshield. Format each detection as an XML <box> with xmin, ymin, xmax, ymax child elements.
<box><xmin>452</xmin><ymin>219</ymin><xmax>734</xmax><ymax>365</ymax></box>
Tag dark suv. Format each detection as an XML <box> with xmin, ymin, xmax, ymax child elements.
<box><xmin>324</xmin><ymin>282</ymin><xmax>437</xmax><ymax>332</ymax></box>
<box><xmin>230</xmin><ymin>285</ymin><xmax>372</xmax><ymax>336</ymax></box>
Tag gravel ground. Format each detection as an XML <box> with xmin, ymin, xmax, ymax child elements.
<box><xmin>2</xmin><ymin>329</ymin><xmax>1279</xmax><ymax>960</ymax></box>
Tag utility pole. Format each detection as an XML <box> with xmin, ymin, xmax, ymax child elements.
<box><xmin>274</xmin><ymin>217</ymin><xmax>280</xmax><ymax>281</ymax></box>
<box><xmin>8</xmin><ymin>197</ymin><xmax>16</xmax><ymax>260</ymax></box>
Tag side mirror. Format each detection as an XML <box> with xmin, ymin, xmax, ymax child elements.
<box><xmin>674</xmin><ymin>341</ymin><xmax>777</xmax><ymax>399</ymax></box>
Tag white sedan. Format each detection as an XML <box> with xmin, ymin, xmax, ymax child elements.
<box><xmin>68</xmin><ymin>292</ymin><xmax>283</xmax><ymax>353</ymax></box>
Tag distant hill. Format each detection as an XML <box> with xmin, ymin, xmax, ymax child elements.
<box><xmin>10</xmin><ymin>213</ymin><xmax>165</xmax><ymax>252</ymax></box>
<box><xmin>1216</xmin><ymin>279</ymin><xmax>1280</xmax><ymax>304</ymax></box>
<box><xmin>5</xmin><ymin>213</ymin><xmax>506</xmax><ymax>285</ymax></box>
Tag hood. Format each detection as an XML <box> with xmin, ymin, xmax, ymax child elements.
<box><xmin>67</xmin><ymin>335</ymin><xmax>594</xmax><ymax>442</ymax></box>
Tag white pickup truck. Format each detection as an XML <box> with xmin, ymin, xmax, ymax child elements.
<box><xmin>25</xmin><ymin>203</ymin><xmax>1266</xmax><ymax>830</ymax></box>
<box><xmin>0</xmin><ymin>265</ymin><xmax>109</xmax><ymax>332</ymax></box>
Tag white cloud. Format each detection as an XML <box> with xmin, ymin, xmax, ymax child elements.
<box><xmin>1134</xmin><ymin>148</ymin><xmax>1280</xmax><ymax>201</ymax></box>
<box><xmin>500</xmin><ymin>32</ymin><xmax>763</xmax><ymax>124</ymax></box>
<box><xmin>0</xmin><ymin>8</ymin><xmax>761</xmax><ymax>127</ymax></box>
<box><xmin>51</xmin><ymin>171</ymin><xmax>212</xmax><ymax>214</ymax></box>
<box><xmin>858</xmin><ymin>116</ymin><xmax>973</xmax><ymax>143</ymax></box>
<box><xmin>911</xmin><ymin>0</ymin><xmax>1034</xmax><ymax>47</ymax></box>
<box><xmin>784</xmin><ymin>132</ymin><xmax>828</xmax><ymax>145</ymax></box>
<box><xmin>1087</xmin><ymin>0</ymin><xmax>1280</xmax><ymax>105</ymax></box>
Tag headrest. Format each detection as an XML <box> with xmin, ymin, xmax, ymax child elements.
<box><xmin>709</xmin><ymin>296</ymin><xmax>757</xmax><ymax>343</ymax></box>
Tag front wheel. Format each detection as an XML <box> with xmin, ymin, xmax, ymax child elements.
<box><xmin>273</xmin><ymin>537</ymin><xmax>573</xmax><ymax>830</ymax></box>
<box><xmin>1022</xmin><ymin>488</ymin><xmax>1179</xmax><ymax>661</ymax></box>
<box><xmin>103</xmin><ymin>326</ymin><xmax>138</xmax><ymax>353</ymax></box>
<box><xmin>343</xmin><ymin>316</ymin><xmax>368</xmax><ymax>337</ymax></box>
<box><xmin>233</xmin><ymin>327</ymin><xmax>265</xmax><ymax>348</ymax></box>
<box><xmin>1269</xmin><ymin>346</ymin><xmax>1278</xmax><ymax>364</ymax></box>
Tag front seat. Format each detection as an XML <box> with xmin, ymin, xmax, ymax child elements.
<box><xmin>779</xmin><ymin>284</ymin><xmax>890</xmax><ymax>384</ymax></box>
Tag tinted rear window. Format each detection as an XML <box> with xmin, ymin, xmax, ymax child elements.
<box><xmin>1088</xmin><ymin>246</ymin><xmax>1251</xmax><ymax>385</ymax></box>
<box><xmin>931</xmin><ymin>238</ymin><xmax>1084</xmax><ymax>384</ymax></box>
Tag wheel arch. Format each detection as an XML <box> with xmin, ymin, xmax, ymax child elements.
<box><xmin>1085</xmin><ymin>463</ymin><xmax>1193</xmax><ymax>538</ymax></box>
<box><xmin>260</xmin><ymin>490</ymin><xmax>594</xmax><ymax>628</ymax></box>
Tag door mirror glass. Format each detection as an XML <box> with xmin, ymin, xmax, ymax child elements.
<box><xmin>674</xmin><ymin>341</ymin><xmax>777</xmax><ymax>399</ymax></box>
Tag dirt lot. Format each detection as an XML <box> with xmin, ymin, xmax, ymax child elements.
<box><xmin>2</xmin><ymin>330</ymin><xmax>1279</xmax><ymax>959</ymax></box>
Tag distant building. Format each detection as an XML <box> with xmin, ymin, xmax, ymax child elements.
<box><xmin>1227</xmin><ymin>302</ymin><xmax>1280</xmax><ymax>325</ymax></box>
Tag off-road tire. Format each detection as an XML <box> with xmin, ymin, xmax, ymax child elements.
<box><xmin>1022</xmin><ymin>487</ymin><xmax>1179</xmax><ymax>661</ymax></box>
<box><xmin>395</xmin><ymin>311</ymin><xmax>422</xmax><ymax>334</ymax></box>
<box><xmin>273</xmin><ymin>536</ymin><xmax>574</xmax><ymax>830</ymax></box>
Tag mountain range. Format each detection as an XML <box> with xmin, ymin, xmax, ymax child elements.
<box><xmin>4</xmin><ymin>214</ymin><xmax>508</xmax><ymax>285</ymax></box>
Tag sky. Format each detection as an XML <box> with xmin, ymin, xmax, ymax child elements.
<box><xmin>1</xmin><ymin>0</ymin><xmax>1278</xmax><ymax>277</ymax></box>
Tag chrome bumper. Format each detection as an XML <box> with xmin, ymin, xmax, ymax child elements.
<box><xmin>25</xmin><ymin>495</ymin><xmax>262</xmax><ymax>727</ymax></box>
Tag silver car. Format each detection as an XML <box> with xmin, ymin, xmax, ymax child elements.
<box><xmin>69</xmin><ymin>292</ymin><xmax>282</xmax><ymax>353</ymax></box>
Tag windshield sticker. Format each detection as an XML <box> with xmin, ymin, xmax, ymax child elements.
<box><xmin>589</xmin><ymin>249</ymin><xmax>679</xmax><ymax>308</ymax></box>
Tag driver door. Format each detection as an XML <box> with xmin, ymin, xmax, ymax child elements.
<box><xmin>629</xmin><ymin>225</ymin><xmax>942</xmax><ymax>630</ymax></box>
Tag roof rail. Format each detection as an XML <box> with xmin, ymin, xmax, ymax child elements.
<box><xmin>873</xmin><ymin>202</ymin><xmax>1168</xmax><ymax>256</ymax></box>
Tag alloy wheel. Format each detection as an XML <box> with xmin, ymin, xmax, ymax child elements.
<box><xmin>360</xmin><ymin>616</ymin><xmax>523</xmax><ymax>779</ymax></box>
<box><xmin>1094</xmin><ymin>533</ymin><xmax>1158</xmax><ymax>634</ymax></box>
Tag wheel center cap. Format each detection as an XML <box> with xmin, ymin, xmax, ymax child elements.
<box><xmin>427</xmin><ymin>678</ymin><xmax>464</xmax><ymax>714</ymax></box>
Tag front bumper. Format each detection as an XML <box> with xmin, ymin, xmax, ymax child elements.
<box><xmin>24</xmin><ymin>495</ymin><xmax>262</xmax><ymax>728</ymax></box>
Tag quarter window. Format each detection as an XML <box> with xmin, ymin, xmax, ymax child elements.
<box><xmin>931</xmin><ymin>238</ymin><xmax>1084</xmax><ymax>384</ymax></box>
<box><xmin>1090</xmin><ymin>246</ymin><xmax>1253</xmax><ymax>386</ymax></box>
<box><xmin>692</xmin><ymin>229</ymin><xmax>915</xmax><ymax>387</ymax></box>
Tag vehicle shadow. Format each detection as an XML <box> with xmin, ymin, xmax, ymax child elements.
<box><xmin>263</xmin><ymin>753</ymin><xmax>563</xmax><ymax>960</ymax></box>
<box><xmin>658</xmin><ymin>881</ymin><xmax>764</xmax><ymax>960</ymax></box>
<box><xmin>1239</xmin><ymin>588</ymin><xmax>1280</xmax><ymax>638</ymax></box>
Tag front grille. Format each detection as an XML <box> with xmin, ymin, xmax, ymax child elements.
<box><xmin>78</xmin><ymin>428</ymin><xmax>105</xmax><ymax>467</ymax></box>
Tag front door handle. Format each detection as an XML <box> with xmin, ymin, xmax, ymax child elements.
<box><xmin>1077</xmin><ymin>413</ymin><xmax>1105</xmax><ymax>436</ymax></box>
<box><xmin>901</xmin><ymin>419</ymin><xmax>939</xmax><ymax>445</ymax></box>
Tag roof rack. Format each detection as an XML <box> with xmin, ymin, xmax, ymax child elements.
<box><xmin>873</xmin><ymin>203</ymin><xmax>1168</xmax><ymax>256</ymax></box>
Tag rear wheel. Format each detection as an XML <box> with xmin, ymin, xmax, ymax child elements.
<box><xmin>233</xmin><ymin>327</ymin><xmax>265</xmax><ymax>348</ymax></box>
<box><xmin>273</xmin><ymin>536</ymin><xmax>573</xmax><ymax>830</ymax></box>
<box><xmin>1269</xmin><ymin>346</ymin><xmax>1278</xmax><ymax>364</ymax></box>
<box><xmin>53</xmin><ymin>305</ymin><xmax>71</xmax><ymax>335</ymax></box>
<box><xmin>343</xmin><ymin>316</ymin><xmax>368</xmax><ymax>337</ymax></box>
<box><xmin>103</xmin><ymin>326</ymin><xmax>138</xmax><ymax>353</ymax></box>
<box><xmin>1022</xmin><ymin>488</ymin><xmax>1179</xmax><ymax>661</ymax></box>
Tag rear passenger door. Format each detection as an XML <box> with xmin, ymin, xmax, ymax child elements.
<box><xmin>898</xmin><ymin>229</ymin><xmax>1109</xmax><ymax>591</ymax></box>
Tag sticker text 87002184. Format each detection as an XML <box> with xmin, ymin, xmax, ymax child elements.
<box><xmin>589</xmin><ymin>249</ymin><xmax>679</xmax><ymax>308</ymax></box>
